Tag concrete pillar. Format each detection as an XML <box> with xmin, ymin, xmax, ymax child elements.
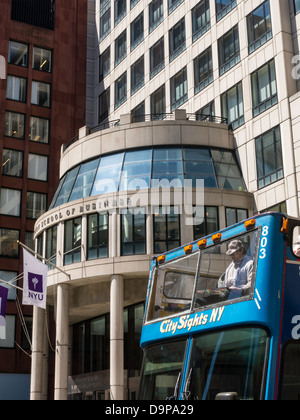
<box><xmin>54</xmin><ymin>283</ymin><xmax>70</xmax><ymax>400</ymax></box>
<box><xmin>30</xmin><ymin>306</ymin><xmax>45</xmax><ymax>400</ymax></box>
<box><xmin>110</xmin><ymin>274</ymin><xmax>124</xmax><ymax>400</ymax></box>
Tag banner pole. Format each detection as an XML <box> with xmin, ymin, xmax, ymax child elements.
<box><xmin>17</xmin><ymin>241</ymin><xmax>71</xmax><ymax>281</ymax></box>
<box><xmin>0</xmin><ymin>278</ymin><xmax>23</xmax><ymax>291</ymax></box>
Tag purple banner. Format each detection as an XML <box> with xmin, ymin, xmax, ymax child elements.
<box><xmin>0</xmin><ymin>285</ymin><xmax>8</xmax><ymax>327</ymax></box>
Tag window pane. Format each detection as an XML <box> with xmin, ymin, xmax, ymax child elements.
<box><xmin>8</xmin><ymin>41</ymin><xmax>28</xmax><ymax>67</ymax></box>
<box><xmin>26</xmin><ymin>192</ymin><xmax>47</xmax><ymax>219</ymax></box>
<box><xmin>92</xmin><ymin>152</ymin><xmax>124</xmax><ymax>195</ymax></box>
<box><xmin>4</xmin><ymin>111</ymin><xmax>25</xmax><ymax>139</ymax></box>
<box><xmin>0</xmin><ymin>271</ymin><xmax>18</xmax><ymax>300</ymax></box>
<box><xmin>28</xmin><ymin>154</ymin><xmax>48</xmax><ymax>181</ymax></box>
<box><xmin>6</xmin><ymin>75</ymin><xmax>27</xmax><ymax>102</ymax></box>
<box><xmin>31</xmin><ymin>81</ymin><xmax>51</xmax><ymax>107</ymax></box>
<box><xmin>32</xmin><ymin>47</ymin><xmax>52</xmax><ymax>72</ymax></box>
<box><xmin>29</xmin><ymin>116</ymin><xmax>49</xmax><ymax>143</ymax></box>
<box><xmin>0</xmin><ymin>229</ymin><xmax>19</xmax><ymax>257</ymax></box>
<box><xmin>2</xmin><ymin>149</ymin><xmax>23</xmax><ymax>177</ymax></box>
<box><xmin>69</xmin><ymin>159</ymin><xmax>99</xmax><ymax>201</ymax></box>
<box><xmin>0</xmin><ymin>188</ymin><xmax>21</xmax><ymax>217</ymax></box>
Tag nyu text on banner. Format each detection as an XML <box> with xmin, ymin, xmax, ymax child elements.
<box><xmin>23</xmin><ymin>249</ymin><xmax>48</xmax><ymax>309</ymax></box>
<box><xmin>0</xmin><ymin>285</ymin><xmax>8</xmax><ymax>339</ymax></box>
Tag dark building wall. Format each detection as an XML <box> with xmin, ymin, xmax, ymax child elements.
<box><xmin>0</xmin><ymin>0</ymin><xmax>87</xmax><ymax>388</ymax></box>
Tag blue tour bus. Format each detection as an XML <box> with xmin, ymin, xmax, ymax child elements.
<box><xmin>138</xmin><ymin>213</ymin><xmax>300</xmax><ymax>400</ymax></box>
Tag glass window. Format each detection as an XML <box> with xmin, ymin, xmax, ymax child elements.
<box><xmin>64</xmin><ymin>218</ymin><xmax>82</xmax><ymax>265</ymax></box>
<box><xmin>138</xmin><ymin>340</ymin><xmax>187</xmax><ymax>400</ymax></box>
<box><xmin>115</xmin><ymin>30</ymin><xmax>127</xmax><ymax>67</ymax></box>
<box><xmin>188</xmin><ymin>327</ymin><xmax>269</xmax><ymax>400</ymax></box>
<box><xmin>247</xmin><ymin>1</ymin><xmax>272</xmax><ymax>54</ymax></box>
<box><xmin>226</xmin><ymin>208</ymin><xmax>248</xmax><ymax>227</ymax></box>
<box><xmin>168</xmin><ymin>0</ymin><xmax>184</xmax><ymax>15</ymax></box>
<box><xmin>132</xmin><ymin>101</ymin><xmax>145</xmax><ymax>122</ymax></box>
<box><xmin>149</xmin><ymin>0</ymin><xmax>163</xmax><ymax>32</ymax></box>
<box><xmin>99</xmin><ymin>47</ymin><xmax>110</xmax><ymax>81</ymax></box>
<box><xmin>211</xmin><ymin>149</ymin><xmax>247</xmax><ymax>191</ymax></box>
<box><xmin>92</xmin><ymin>152</ymin><xmax>124</xmax><ymax>195</ymax></box>
<box><xmin>99</xmin><ymin>87</ymin><xmax>110</xmax><ymax>123</ymax></box>
<box><xmin>150</xmin><ymin>37</ymin><xmax>164</xmax><ymax>79</ymax></box>
<box><xmin>100</xmin><ymin>7</ymin><xmax>111</xmax><ymax>41</ymax></box>
<box><xmin>121</xmin><ymin>208</ymin><xmax>146</xmax><ymax>255</ymax></box>
<box><xmin>29</xmin><ymin>116</ymin><xmax>49</xmax><ymax>143</ymax></box>
<box><xmin>154</xmin><ymin>206</ymin><xmax>181</xmax><ymax>253</ymax></box>
<box><xmin>153</xmin><ymin>148</ymin><xmax>184</xmax><ymax>186</ymax></box>
<box><xmin>295</xmin><ymin>0</ymin><xmax>300</xmax><ymax>15</ymax></box>
<box><xmin>8</xmin><ymin>41</ymin><xmax>28</xmax><ymax>67</ymax></box>
<box><xmin>4</xmin><ymin>111</ymin><xmax>25</xmax><ymax>139</ymax></box>
<box><xmin>183</xmin><ymin>148</ymin><xmax>217</xmax><ymax>188</ymax></box>
<box><xmin>26</xmin><ymin>192</ymin><xmax>47</xmax><ymax>219</ymax></box>
<box><xmin>131</xmin><ymin>56</ymin><xmax>144</xmax><ymax>95</ymax></box>
<box><xmin>32</xmin><ymin>47</ymin><xmax>52</xmax><ymax>72</ymax></box>
<box><xmin>170</xmin><ymin>67</ymin><xmax>188</xmax><ymax>111</ymax></box>
<box><xmin>218</xmin><ymin>25</ymin><xmax>240</xmax><ymax>76</ymax></box>
<box><xmin>0</xmin><ymin>271</ymin><xmax>18</xmax><ymax>301</ymax></box>
<box><xmin>120</xmin><ymin>149</ymin><xmax>152</xmax><ymax>191</ymax></box>
<box><xmin>6</xmin><ymin>75</ymin><xmax>27</xmax><ymax>102</ymax></box>
<box><xmin>28</xmin><ymin>154</ymin><xmax>48</xmax><ymax>181</ymax></box>
<box><xmin>279</xmin><ymin>341</ymin><xmax>300</xmax><ymax>400</ymax></box>
<box><xmin>192</xmin><ymin>0</ymin><xmax>210</xmax><ymax>42</ymax></box>
<box><xmin>197</xmin><ymin>101</ymin><xmax>215</xmax><ymax>121</ymax></box>
<box><xmin>0</xmin><ymin>315</ymin><xmax>16</xmax><ymax>347</ymax></box>
<box><xmin>151</xmin><ymin>85</ymin><xmax>166</xmax><ymax>119</ymax></box>
<box><xmin>169</xmin><ymin>18</ymin><xmax>186</xmax><ymax>62</ymax></box>
<box><xmin>2</xmin><ymin>149</ymin><xmax>23</xmax><ymax>177</ymax></box>
<box><xmin>194</xmin><ymin>229</ymin><xmax>258</xmax><ymax>310</ymax></box>
<box><xmin>114</xmin><ymin>0</ymin><xmax>126</xmax><ymax>26</ymax></box>
<box><xmin>69</xmin><ymin>159</ymin><xmax>99</xmax><ymax>202</ymax></box>
<box><xmin>46</xmin><ymin>225</ymin><xmax>57</xmax><ymax>268</ymax></box>
<box><xmin>194</xmin><ymin>206</ymin><xmax>219</xmax><ymax>240</ymax></box>
<box><xmin>54</xmin><ymin>167</ymin><xmax>79</xmax><ymax>207</ymax></box>
<box><xmin>0</xmin><ymin>188</ymin><xmax>21</xmax><ymax>217</ymax></box>
<box><xmin>114</xmin><ymin>71</ymin><xmax>127</xmax><ymax>109</ymax></box>
<box><xmin>194</xmin><ymin>47</ymin><xmax>213</xmax><ymax>94</ymax></box>
<box><xmin>131</xmin><ymin>12</ymin><xmax>144</xmax><ymax>51</ymax></box>
<box><xmin>0</xmin><ymin>228</ymin><xmax>19</xmax><ymax>257</ymax></box>
<box><xmin>216</xmin><ymin>0</ymin><xmax>237</xmax><ymax>21</ymax></box>
<box><xmin>31</xmin><ymin>81</ymin><xmax>51</xmax><ymax>107</ymax></box>
<box><xmin>255</xmin><ymin>125</ymin><xmax>283</xmax><ymax>189</ymax></box>
<box><xmin>251</xmin><ymin>59</ymin><xmax>277</xmax><ymax>117</ymax></box>
<box><xmin>147</xmin><ymin>252</ymin><xmax>199</xmax><ymax>321</ymax></box>
<box><xmin>87</xmin><ymin>213</ymin><xmax>109</xmax><ymax>260</ymax></box>
<box><xmin>221</xmin><ymin>82</ymin><xmax>244</xmax><ymax>130</ymax></box>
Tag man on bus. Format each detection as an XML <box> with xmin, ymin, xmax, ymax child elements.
<box><xmin>218</xmin><ymin>239</ymin><xmax>253</xmax><ymax>300</ymax></box>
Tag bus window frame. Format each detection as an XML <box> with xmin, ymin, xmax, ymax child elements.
<box><xmin>145</xmin><ymin>227</ymin><xmax>261</xmax><ymax>325</ymax></box>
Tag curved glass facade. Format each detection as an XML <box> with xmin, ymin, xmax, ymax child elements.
<box><xmin>49</xmin><ymin>147</ymin><xmax>246</xmax><ymax>209</ymax></box>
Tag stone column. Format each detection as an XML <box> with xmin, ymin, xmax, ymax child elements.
<box><xmin>54</xmin><ymin>283</ymin><xmax>70</xmax><ymax>400</ymax></box>
<box><xmin>30</xmin><ymin>306</ymin><xmax>45</xmax><ymax>400</ymax></box>
<box><xmin>110</xmin><ymin>274</ymin><xmax>124</xmax><ymax>400</ymax></box>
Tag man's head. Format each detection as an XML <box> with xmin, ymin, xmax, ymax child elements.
<box><xmin>226</xmin><ymin>240</ymin><xmax>245</xmax><ymax>262</ymax></box>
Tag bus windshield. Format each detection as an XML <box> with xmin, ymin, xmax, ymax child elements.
<box><xmin>138</xmin><ymin>340</ymin><xmax>187</xmax><ymax>400</ymax></box>
<box><xmin>146</xmin><ymin>230</ymin><xmax>259</xmax><ymax>323</ymax></box>
<box><xmin>138</xmin><ymin>327</ymin><xmax>269</xmax><ymax>400</ymax></box>
<box><xmin>187</xmin><ymin>327</ymin><xmax>269</xmax><ymax>400</ymax></box>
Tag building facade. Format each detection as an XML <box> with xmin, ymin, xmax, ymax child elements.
<box><xmin>0</xmin><ymin>0</ymin><xmax>87</xmax><ymax>399</ymax></box>
<box><xmin>31</xmin><ymin>0</ymin><xmax>300</xmax><ymax>400</ymax></box>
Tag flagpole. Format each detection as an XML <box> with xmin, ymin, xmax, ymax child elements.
<box><xmin>17</xmin><ymin>241</ymin><xmax>71</xmax><ymax>281</ymax></box>
<box><xmin>0</xmin><ymin>278</ymin><xmax>23</xmax><ymax>291</ymax></box>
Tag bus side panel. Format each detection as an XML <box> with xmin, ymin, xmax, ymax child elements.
<box><xmin>281</xmin><ymin>262</ymin><xmax>300</xmax><ymax>344</ymax></box>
